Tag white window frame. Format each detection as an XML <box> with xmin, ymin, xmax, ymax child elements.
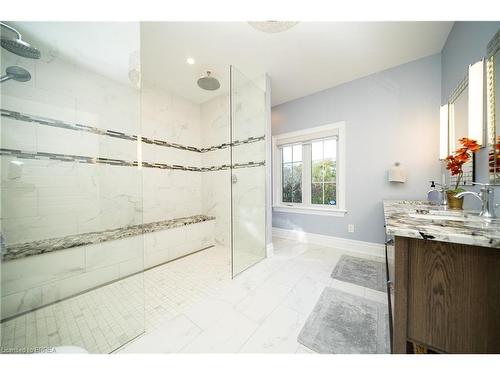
<box><xmin>272</xmin><ymin>122</ymin><xmax>346</xmax><ymax>217</ymax></box>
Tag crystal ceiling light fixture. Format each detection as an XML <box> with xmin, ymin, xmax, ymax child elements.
<box><xmin>247</xmin><ymin>21</ymin><xmax>299</xmax><ymax>33</ymax></box>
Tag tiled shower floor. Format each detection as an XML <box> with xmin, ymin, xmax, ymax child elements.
<box><xmin>0</xmin><ymin>245</ymin><xmax>232</xmax><ymax>353</ymax></box>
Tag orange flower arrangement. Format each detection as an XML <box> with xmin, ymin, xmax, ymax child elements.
<box><xmin>445</xmin><ymin>137</ymin><xmax>480</xmax><ymax>191</ymax></box>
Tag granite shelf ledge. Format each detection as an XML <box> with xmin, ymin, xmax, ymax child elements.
<box><xmin>383</xmin><ymin>200</ymin><xmax>500</xmax><ymax>249</ymax></box>
<box><xmin>1</xmin><ymin>214</ymin><xmax>215</xmax><ymax>262</ymax></box>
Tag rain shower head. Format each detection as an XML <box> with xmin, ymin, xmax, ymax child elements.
<box><xmin>0</xmin><ymin>66</ymin><xmax>31</xmax><ymax>83</ymax></box>
<box><xmin>1</xmin><ymin>22</ymin><xmax>41</xmax><ymax>59</ymax></box>
<box><xmin>197</xmin><ymin>71</ymin><xmax>220</xmax><ymax>91</ymax></box>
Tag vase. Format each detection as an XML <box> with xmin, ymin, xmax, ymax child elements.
<box><xmin>447</xmin><ymin>191</ymin><xmax>464</xmax><ymax>210</ymax></box>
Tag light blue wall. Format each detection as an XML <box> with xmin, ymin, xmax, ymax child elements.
<box><xmin>441</xmin><ymin>22</ymin><xmax>500</xmax><ymax>209</ymax></box>
<box><xmin>272</xmin><ymin>54</ymin><xmax>442</xmax><ymax>244</ymax></box>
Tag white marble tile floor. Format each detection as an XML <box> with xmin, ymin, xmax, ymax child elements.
<box><xmin>119</xmin><ymin>237</ymin><xmax>389</xmax><ymax>354</ymax></box>
<box><xmin>1</xmin><ymin>236</ymin><xmax>388</xmax><ymax>354</ymax></box>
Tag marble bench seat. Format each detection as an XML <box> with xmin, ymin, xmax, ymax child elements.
<box><xmin>2</xmin><ymin>214</ymin><xmax>215</xmax><ymax>262</ymax></box>
<box><xmin>1</xmin><ymin>215</ymin><xmax>215</xmax><ymax>320</ymax></box>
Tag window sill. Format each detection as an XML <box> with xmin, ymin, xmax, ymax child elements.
<box><xmin>273</xmin><ymin>205</ymin><xmax>347</xmax><ymax>217</ymax></box>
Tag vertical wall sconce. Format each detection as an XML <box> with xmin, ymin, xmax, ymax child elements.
<box><xmin>468</xmin><ymin>60</ymin><xmax>484</xmax><ymax>146</ymax></box>
<box><xmin>439</xmin><ymin>104</ymin><xmax>449</xmax><ymax>159</ymax></box>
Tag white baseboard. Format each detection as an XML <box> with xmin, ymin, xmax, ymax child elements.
<box><xmin>266</xmin><ymin>242</ymin><xmax>274</xmax><ymax>257</ymax></box>
<box><xmin>272</xmin><ymin>227</ymin><xmax>385</xmax><ymax>258</ymax></box>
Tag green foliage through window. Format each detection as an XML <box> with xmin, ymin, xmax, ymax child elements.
<box><xmin>311</xmin><ymin>140</ymin><xmax>337</xmax><ymax>205</ymax></box>
<box><xmin>281</xmin><ymin>138</ymin><xmax>338</xmax><ymax>206</ymax></box>
<box><xmin>282</xmin><ymin>145</ymin><xmax>302</xmax><ymax>203</ymax></box>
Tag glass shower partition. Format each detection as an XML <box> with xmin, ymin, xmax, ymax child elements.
<box><xmin>230</xmin><ymin>66</ymin><xmax>267</xmax><ymax>277</ymax></box>
<box><xmin>0</xmin><ymin>22</ymin><xmax>144</xmax><ymax>353</ymax></box>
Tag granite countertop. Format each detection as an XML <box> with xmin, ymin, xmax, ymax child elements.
<box><xmin>1</xmin><ymin>214</ymin><xmax>215</xmax><ymax>262</ymax></box>
<box><xmin>383</xmin><ymin>200</ymin><xmax>500</xmax><ymax>249</ymax></box>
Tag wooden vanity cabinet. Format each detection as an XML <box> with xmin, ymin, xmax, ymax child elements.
<box><xmin>393</xmin><ymin>236</ymin><xmax>500</xmax><ymax>354</ymax></box>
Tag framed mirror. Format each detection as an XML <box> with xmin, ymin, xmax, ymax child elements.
<box><xmin>448</xmin><ymin>75</ymin><xmax>475</xmax><ymax>186</ymax></box>
<box><xmin>487</xmin><ymin>29</ymin><xmax>500</xmax><ymax>184</ymax></box>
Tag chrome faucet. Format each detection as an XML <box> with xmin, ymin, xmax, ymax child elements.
<box><xmin>455</xmin><ymin>182</ymin><xmax>496</xmax><ymax>218</ymax></box>
<box><xmin>435</xmin><ymin>182</ymin><xmax>448</xmax><ymax>206</ymax></box>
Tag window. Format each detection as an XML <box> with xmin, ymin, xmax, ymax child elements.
<box><xmin>272</xmin><ymin>122</ymin><xmax>346</xmax><ymax>217</ymax></box>
<box><xmin>282</xmin><ymin>144</ymin><xmax>302</xmax><ymax>203</ymax></box>
<box><xmin>311</xmin><ymin>139</ymin><xmax>337</xmax><ymax>205</ymax></box>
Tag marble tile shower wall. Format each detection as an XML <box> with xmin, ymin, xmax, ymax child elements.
<box><xmin>1</xmin><ymin>47</ymin><xmax>142</xmax><ymax>246</ymax></box>
<box><xmin>201</xmin><ymin>94</ymin><xmax>231</xmax><ymax>247</ymax></box>
<box><xmin>2</xmin><ymin>68</ymin><xmax>265</xmax><ymax>248</ymax></box>
<box><xmin>0</xmin><ymin>34</ymin><xmax>140</xmax><ymax>328</ymax></box>
<box><xmin>0</xmin><ymin>41</ymin><xmax>266</xmax><ymax>322</ymax></box>
<box><xmin>199</xmin><ymin>81</ymin><xmax>267</xmax><ymax>249</ymax></box>
<box><xmin>141</xmin><ymin>82</ymin><xmax>203</xmax><ymax>224</ymax></box>
<box><xmin>0</xmin><ymin>65</ymin><xmax>267</xmax><ymax>247</ymax></box>
<box><xmin>0</xmin><ymin>38</ymin><xmax>146</xmax><ymax>322</ymax></box>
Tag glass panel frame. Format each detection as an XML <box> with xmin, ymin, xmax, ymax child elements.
<box><xmin>230</xmin><ymin>65</ymin><xmax>267</xmax><ymax>278</ymax></box>
<box><xmin>0</xmin><ymin>22</ymin><xmax>144</xmax><ymax>354</ymax></box>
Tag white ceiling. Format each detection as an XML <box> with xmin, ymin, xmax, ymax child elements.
<box><xmin>9</xmin><ymin>22</ymin><xmax>453</xmax><ymax>106</ymax></box>
<box><xmin>141</xmin><ymin>22</ymin><xmax>453</xmax><ymax>106</ymax></box>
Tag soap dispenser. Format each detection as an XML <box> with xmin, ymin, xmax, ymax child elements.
<box><xmin>427</xmin><ymin>181</ymin><xmax>441</xmax><ymax>205</ymax></box>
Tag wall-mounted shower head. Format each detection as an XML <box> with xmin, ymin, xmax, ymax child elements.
<box><xmin>197</xmin><ymin>71</ymin><xmax>220</xmax><ymax>91</ymax></box>
<box><xmin>1</xmin><ymin>22</ymin><xmax>41</xmax><ymax>59</ymax></box>
<box><xmin>0</xmin><ymin>66</ymin><xmax>31</xmax><ymax>83</ymax></box>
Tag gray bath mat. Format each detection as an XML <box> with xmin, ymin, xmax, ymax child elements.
<box><xmin>298</xmin><ymin>287</ymin><xmax>389</xmax><ymax>354</ymax></box>
<box><xmin>331</xmin><ymin>255</ymin><xmax>386</xmax><ymax>292</ymax></box>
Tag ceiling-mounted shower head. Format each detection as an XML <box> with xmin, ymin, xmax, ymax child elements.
<box><xmin>197</xmin><ymin>71</ymin><xmax>220</xmax><ymax>91</ymax></box>
<box><xmin>0</xmin><ymin>22</ymin><xmax>41</xmax><ymax>59</ymax></box>
<box><xmin>0</xmin><ymin>66</ymin><xmax>31</xmax><ymax>83</ymax></box>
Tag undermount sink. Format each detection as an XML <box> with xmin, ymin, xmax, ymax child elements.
<box><xmin>408</xmin><ymin>209</ymin><xmax>500</xmax><ymax>229</ymax></box>
<box><xmin>408</xmin><ymin>213</ymin><xmax>467</xmax><ymax>222</ymax></box>
<box><xmin>409</xmin><ymin>208</ymin><xmax>472</xmax><ymax>221</ymax></box>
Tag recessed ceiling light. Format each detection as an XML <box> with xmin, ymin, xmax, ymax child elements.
<box><xmin>248</xmin><ymin>21</ymin><xmax>299</xmax><ymax>33</ymax></box>
<box><xmin>186</xmin><ymin>57</ymin><xmax>195</xmax><ymax>65</ymax></box>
